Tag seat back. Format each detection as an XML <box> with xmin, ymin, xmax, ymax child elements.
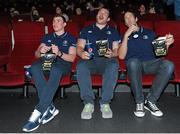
<box><xmin>8</xmin><ymin>21</ymin><xmax>45</xmax><ymax>73</ymax></box>
<box><xmin>154</xmin><ymin>21</ymin><xmax>180</xmax><ymax>38</ymax></box>
<box><xmin>0</xmin><ymin>23</ymin><xmax>12</xmax><ymax>56</ymax></box>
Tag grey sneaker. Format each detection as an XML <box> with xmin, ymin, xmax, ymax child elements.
<box><xmin>134</xmin><ymin>103</ymin><xmax>145</xmax><ymax>117</ymax></box>
<box><xmin>100</xmin><ymin>104</ymin><xmax>113</xmax><ymax>119</ymax></box>
<box><xmin>81</xmin><ymin>103</ymin><xmax>94</xmax><ymax>119</ymax></box>
<box><xmin>144</xmin><ymin>100</ymin><xmax>163</xmax><ymax>117</ymax></box>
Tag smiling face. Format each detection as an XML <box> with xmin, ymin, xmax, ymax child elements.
<box><xmin>124</xmin><ymin>11</ymin><xmax>138</xmax><ymax>27</ymax></box>
<box><xmin>52</xmin><ymin>16</ymin><xmax>66</xmax><ymax>32</ymax></box>
<box><xmin>96</xmin><ymin>8</ymin><xmax>110</xmax><ymax>25</ymax></box>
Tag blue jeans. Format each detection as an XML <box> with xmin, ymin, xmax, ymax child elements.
<box><xmin>77</xmin><ymin>57</ymin><xmax>119</xmax><ymax>105</ymax></box>
<box><xmin>31</xmin><ymin>58</ymin><xmax>71</xmax><ymax>113</ymax></box>
<box><xmin>126</xmin><ymin>58</ymin><xmax>174</xmax><ymax>104</ymax></box>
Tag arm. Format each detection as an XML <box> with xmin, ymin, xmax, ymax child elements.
<box><xmin>119</xmin><ymin>25</ymin><xmax>138</xmax><ymax>59</ymax></box>
<box><xmin>51</xmin><ymin>44</ymin><xmax>76</xmax><ymax>63</ymax></box>
<box><xmin>165</xmin><ymin>34</ymin><xmax>174</xmax><ymax>50</ymax></box>
<box><xmin>60</xmin><ymin>46</ymin><xmax>76</xmax><ymax>62</ymax></box>
<box><xmin>77</xmin><ymin>39</ymin><xmax>90</xmax><ymax>60</ymax></box>
<box><xmin>104</xmin><ymin>41</ymin><xmax>119</xmax><ymax>58</ymax></box>
<box><xmin>118</xmin><ymin>35</ymin><xmax>129</xmax><ymax>59</ymax></box>
<box><xmin>35</xmin><ymin>43</ymin><xmax>51</xmax><ymax>58</ymax></box>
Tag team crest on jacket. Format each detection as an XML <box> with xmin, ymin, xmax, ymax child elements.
<box><xmin>143</xmin><ymin>35</ymin><xmax>148</xmax><ymax>39</ymax></box>
<box><xmin>106</xmin><ymin>31</ymin><xmax>111</xmax><ymax>35</ymax></box>
<box><xmin>63</xmin><ymin>40</ymin><xmax>68</xmax><ymax>46</ymax></box>
<box><xmin>88</xmin><ymin>30</ymin><xmax>93</xmax><ymax>33</ymax></box>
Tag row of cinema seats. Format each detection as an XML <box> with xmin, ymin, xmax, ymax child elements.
<box><xmin>0</xmin><ymin>20</ymin><xmax>180</xmax><ymax>98</ymax></box>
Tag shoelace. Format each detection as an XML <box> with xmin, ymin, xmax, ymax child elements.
<box><xmin>84</xmin><ymin>104</ymin><xmax>92</xmax><ymax>112</ymax></box>
<box><xmin>103</xmin><ymin>105</ymin><xmax>110</xmax><ymax>112</ymax></box>
<box><xmin>137</xmin><ymin>103</ymin><xmax>143</xmax><ymax>111</ymax></box>
<box><xmin>148</xmin><ymin>101</ymin><xmax>159</xmax><ymax>111</ymax></box>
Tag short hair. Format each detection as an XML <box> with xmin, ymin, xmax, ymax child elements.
<box><xmin>124</xmin><ymin>9</ymin><xmax>138</xmax><ymax>19</ymax></box>
<box><xmin>98</xmin><ymin>6</ymin><xmax>111</xmax><ymax>18</ymax></box>
<box><xmin>53</xmin><ymin>14</ymin><xmax>67</xmax><ymax>22</ymax></box>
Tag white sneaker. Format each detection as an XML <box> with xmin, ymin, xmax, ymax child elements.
<box><xmin>100</xmin><ymin>104</ymin><xmax>113</xmax><ymax>119</ymax></box>
<box><xmin>144</xmin><ymin>100</ymin><xmax>163</xmax><ymax>117</ymax></box>
<box><xmin>81</xmin><ymin>103</ymin><xmax>94</xmax><ymax>119</ymax></box>
<box><xmin>134</xmin><ymin>103</ymin><xmax>145</xmax><ymax>117</ymax></box>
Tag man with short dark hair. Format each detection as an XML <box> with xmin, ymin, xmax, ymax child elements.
<box><xmin>22</xmin><ymin>14</ymin><xmax>76</xmax><ymax>132</ymax></box>
<box><xmin>77</xmin><ymin>7</ymin><xmax>121</xmax><ymax>119</ymax></box>
<box><xmin>119</xmin><ymin>10</ymin><xmax>174</xmax><ymax>118</ymax></box>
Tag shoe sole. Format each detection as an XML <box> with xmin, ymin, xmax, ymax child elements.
<box><xmin>81</xmin><ymin>115</ymin><xmax>92</xmax><ymax>120</ymax></box>
<box><xmin>134</xmin><ymin>111</ymin><xmax>145</xmax><ymax>117</ymax></box>
<box><xmin>81</xmin><ymin>109</ymin><xmax>94</xmax><ymax>120</ymax></box>
<box><xmin>144</xmin><ymin>106</ymin><xmax>163</xmax><ymax>117</ymax></box>
<box><xmin>42</xmin><ymin>109</ymin><xmax>59</xmax><ymax>124</ymax></box>
<box><xmin>102</xmin><ymin>114</ymin><xmax>113</xmax><ymax>119</ymax></box>
<box><xmin>100</xmin><ymin>109</ymin><xmax>113</xmax><ymax>119</ymax></box>
<box><xmin>22</xmin><ymin>125</ymin><xmax>40</xmax><ymax>132</ymax></box>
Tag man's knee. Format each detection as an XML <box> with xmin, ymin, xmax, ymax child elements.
<box><xmin>77</xmin><ymin>61</ymin><xmax>88</xmax><ymax>72</ymax></box>
<box><xmin>127</xmin><ymin>58</ymin><xmax>141</xmax><ymax>70</ymax></box>
<box><xmin>31</xmin><ymin>61</ymin><xmax>42</xmax><ymax>73</ymax></box>
<box><xmin>106</xmin><ymin>62</ymin><xmax>119</xmax><ymax>73</ymax></box>
<box><xmin>162</xmin><ymin>60</ymin><xmax>175</xmax><ymax>74</ymax></box>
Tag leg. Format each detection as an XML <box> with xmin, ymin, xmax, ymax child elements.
<box><xmin>144</xmin><ymin>59</ymin><xmax>174</xmax><ymax>103</ymax></box>
<box><xmin>100</xmin><ymin>58</ymin><xmax>119</xmax><ymax>104</ymax></box>
<box><xmin>127</xmin><ymin>58</ymin><xmax>144</xmax><ymax>103</ymax></box>
<box><xmin>35</xmin><ymin>62</ymin><xmax>67</xmax><ymax>113</ymax></box>
<box><xmin>77</xmin><ymin>60</ymin><xmax>97</xmax><ymax>104</ymax></box>
<box><xmin>31</xmin><ymin>59</ymin><xmax>47</xmax><ymax>99</ymax></box>
<box><xmin>77</xmin><ymin>60</ymin><xmax>97</xmax><ymax>119</ymax></box>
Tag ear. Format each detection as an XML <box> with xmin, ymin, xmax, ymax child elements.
<box><xmin>107</xmin><ymin>17</ymin><xmax>110</xmax><ymax>22</ymax></box>
<box><xmin>64</xmin><ymin>22</ymin><xmax>67</xmax><ymax>27</ymax></box>
<box><xmin>135</xmin><ymin>17</ymin><xmax>138</xmax><ymax>23</ymax></box>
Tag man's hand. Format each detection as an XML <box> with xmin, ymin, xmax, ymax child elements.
<box><xmin>104</xmin><ymin>49</ymin><xmax>113</xmax><ymax>58</ymax></box>
<box><xmin>165</xmin><ymin>34</ymin><xmax>174</xmax><ymax>47</ymax></box>
<box><xmin>124</xmin><ymin>24</ymin><xmax>139</xmax><ymax>38</ymax></box>
<box><xmin>51</xmin><ymin>44</ymin><xmax>59</xmax><ymax>56</ymax></box>
<box><xmin>81</xmin><ymin>51</ymin><xmax>90</xmax><ymax>60</ymax></box>
<box><xmin>40</xmin><ymin>45</ymin><xmax>51</xmax><ymax>53</ymax></box>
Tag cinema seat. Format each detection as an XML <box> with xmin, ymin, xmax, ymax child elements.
<box><xmin>0</xmin><ymin>21</ymin><xmax>45</xmax><ymax>97</ymax></box>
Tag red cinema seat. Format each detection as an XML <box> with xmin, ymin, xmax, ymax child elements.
<box><xmin>0</xmin><ymin>23</ymin><xmax>12</xmax><ymax>70</ymax></box>
<box><xmin>139</xmin><ymin>14</ymin><xmax>167</xmax><ymax>21</ymax></box>
<box><xmin>154</xmin><ymin>21</ymin><xmax>180</xmax><ymax>38</ymax></box>
<box><xmin>118</xmin><ymin>59</ymin><xmax>127</xmax><ymax>83</ymax></box>
<box><xmin>71</xmin><ymin>15</ymin><xmax>86</xmax><ymax>29</ymax></box>
<box><xmin>0</xmin><ymin>21</ymin><xmax>45</xmax><ymax>97</ymax></box>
